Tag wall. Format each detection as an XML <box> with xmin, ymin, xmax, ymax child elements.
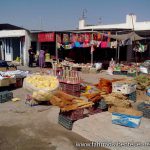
<box><xmin>78</xmin><ymin>14</ymin><xmax>150</xmax><ymax>31</ymax></box>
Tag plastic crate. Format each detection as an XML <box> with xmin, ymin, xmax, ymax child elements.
<box><xmin>113</xmin><ymin>71</ymin><xmax>121</xmax><ymax>75</ymax></box>
<box><xmin>127</xmin><ymin>72</ymin><xmax>137</xmax><ymax>77</ymax></box>
<box><xmin>58</xmin><ymin>114</ymin><xmax>73</xmax><ymax>130</ymax></box>
<box><xmin>121</xmin><ymin>71</ymin><xmax>128</xmax><ymax>75</ymax></box>
<box><xmin>137</xmin><ymin>102</ymin><xmax>150</xmax><ymax>119</ymax></box>
<box><xmin>127</xmin><ymin>91</ymin><xmax>136</xmax><ymax>102</ymax></box>
<box><xmin>59</xmin><ymin>82</ymin><xmax>81</xmax><ymax>97</ymax></box>
<box><xmin>0</xmin><ymin>91</ymin><xmax>13</xmax><ymax>103</ymax></box>
<box><xmin>59</xmin><ymin>82</ymin><xmax>80</xmax><ymax>92</ymax></box>
<box><xmin>60</xmin><ymin>109</ymin><xmax>84</xmax><ymax>121</ymax></box>
<box><xmin>98</xmin><ymin>99</ymin><xmax>108</xmax><ymax>110</ymax></box>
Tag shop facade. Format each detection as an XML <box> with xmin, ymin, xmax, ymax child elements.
<box><xmin>0</xmin><ymin>24</ymin><xmax>31</xmax><ymax>66</ymax></box>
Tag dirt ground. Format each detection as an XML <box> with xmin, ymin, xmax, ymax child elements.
<box><xmin>0</xmin><ymin>66</ymin><xmax>149</xmax><ymax>150</ymax></box>
<box><xmin>0</xmin><ymin>66</ymin><xmax>109</xmax><ymax>150</ymax></box>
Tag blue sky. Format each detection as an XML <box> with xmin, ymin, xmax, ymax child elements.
<box><xmin>0</xmin><ymin>0</ymin><xmax>150</xmax><ymax>31</ymax></box>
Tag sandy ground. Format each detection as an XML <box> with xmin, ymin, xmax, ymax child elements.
<box><xmin>0</xmin><ymin>66</ymin><xmax>109</xmax><ymax>150</ymax></box>
<box><xmin>0</xmin><ymin>66</ymin><xmax>149</xmax><ymax>150</ymax></box>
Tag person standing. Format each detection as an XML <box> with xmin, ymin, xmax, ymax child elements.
<box><xmin>28</xmin><ymin>47</ymin><xmax>35</xmax><ymax>67</ymax></box>
<box><xmin>39</xmin><ymin>48</ymin><xmax>46</xmax><ymax>68</ymax></box>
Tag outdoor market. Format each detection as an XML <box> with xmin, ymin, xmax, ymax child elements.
<box><xmin>0</xmin><ymin>11</ymin><xmax>150</xmax><ymax>150</ymax></box>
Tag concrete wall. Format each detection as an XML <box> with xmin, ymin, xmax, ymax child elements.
<box><xmin>0</xmin><ymin>30</ymin><xmax>26</xmax><ymax>38</ymax></box>
<box><xmin>78</xmin><ymin>14</ymin><xmax>150</xmax><ymax>31</ymax></box>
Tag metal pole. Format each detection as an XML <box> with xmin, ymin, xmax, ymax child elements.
<box><xmin>91</xmin><ymin>29</ymin><xmax>93</xmax><ymax>66</ymax></box>
<box><xmin>118</xmin><ymin>45</ymin><xmax>120</xmax><ymax>63</ymax></box>
<box><xmin>55</xmin><ymin>33</ymin><xmax>58</xmax><ymax>60</ymax></box>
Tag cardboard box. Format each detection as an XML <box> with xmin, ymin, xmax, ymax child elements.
<box><xmin>110</xmin><ymin>106</ymin><xmax>143</xmax><ymax>128</ymax></box>
<box><xmin>0</xmin><ymin>79</ymin><xmax>9</xmax><ymax>87</ymax></box>
<box><xmin>112</xmin><ymin>81</ymin><xmax>136</xmax><ymax>94</ymax></box>
<box><xmin>112</xmin><ymin>112</ymin><xmax>142</xmax><ymax>128</ymax></box>
<box><xmin>0</xmin><ymin>67</ymin><xmax>7</xmax><ymax>71</ymax></box>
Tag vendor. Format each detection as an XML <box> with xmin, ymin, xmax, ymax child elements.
<box><xmin>45</xmin><ymin>50</ymin><xmax>52</xmax><ymax>68</ymax></box>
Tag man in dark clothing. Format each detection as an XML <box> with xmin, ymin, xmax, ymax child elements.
<box><xmin>28</xmin><ymin>47</ymin><xmax>35</xmax><ymax>67</ymax></box>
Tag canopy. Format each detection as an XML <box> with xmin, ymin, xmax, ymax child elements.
<box><xmin>104</xmin><ymin>32</ymin><xmax>145</xmax><ymax>41</ymax></box>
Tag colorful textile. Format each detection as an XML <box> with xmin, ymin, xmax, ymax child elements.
<box><xmin>101</xmin><ymin>41</ymin><xmax>107</xmax><ymax>48</ymax></box>
<box><xmin>63</xmin><ymin>34</ymin><xmax>70</xmax><ymax>43</ymax></box>
<box><xmin>97</xmin><ymin>32</ymin><xmax>102</xmax><ymax>41</ymax></box>
<box><xmin>74</xmin><ymin>42</ymin><xmax>81</xmax><ymax>48</ymax></box>
<box><xmin>110</xmin><ymin>41</ymin><xmax>117</xmax><ymax>49</ymax></box>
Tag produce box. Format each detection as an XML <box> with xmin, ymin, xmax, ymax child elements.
<box><xmin>0</xmin><ymin>67</ymin><xmax>7</xmax><ymax>71</ymax></box>
<box><xmin>110</xmin><ymin>106</ymin><xmax>143</xmax><ymax>128</ymax></box>
<box><xmin>0</xmin><ymin>78</ymin><xmax>10</xmax><ymax>87</ymax></box>
<box><xmin>112</xmin><ymin>81</ymin><xmax>136</xmax><ymax>94</ymax></box>
<box><xmin>112</xmin><ymin>112</ymin><xmax>142</xmax><ymax>128</ymax></box>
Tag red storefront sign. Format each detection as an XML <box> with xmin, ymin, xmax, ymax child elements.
<box><xmin>38</xmin><ymin>32</ymin><xmax>55</xmax><ymax>42</ymax></box>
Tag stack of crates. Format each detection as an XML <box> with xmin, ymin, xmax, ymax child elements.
<box><xmin>0</xmin><ymin>91</ymin><xmax>13</xmax><ymax>103</ymax></box>
<box><xmin>59</xmin><ymin>82</ymin><xmax>80</xmax><ymax>97</ymax></box>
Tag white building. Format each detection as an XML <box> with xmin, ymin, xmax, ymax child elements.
<box><xmin>0</xmin><ymin>24</ymin><xmax>32</xmax><ymax>66</ymax></box>
<box><xmin>79</xmin><ymin>14</ymin><xmax>150</xmax><ymax>31</ymax></box>
<box><xmin>0</xmin><ymin>24</ymin><xmax>43</xmax><ymax>66</ymax></box>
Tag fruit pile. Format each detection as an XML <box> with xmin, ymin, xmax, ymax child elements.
<box><xmin>25</xmin><ymin>74</ymin><xmax>59</xmax><ymax>91</ymax></box>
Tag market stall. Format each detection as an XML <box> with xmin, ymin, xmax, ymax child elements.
<box><xmin>0</xmin><ymin>70</ymin><xmax>29</xmax><ymax>88</ymax></box>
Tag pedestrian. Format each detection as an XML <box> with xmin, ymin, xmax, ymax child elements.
<box><xmin>39</xmin><ymin>48</ymin><xmax>46</xmax><ymax>68</ymax></box>
<box><xmin>28</xmin><ymin>47</ymin><xmax>35</xmax><ymax>67</ymax></box>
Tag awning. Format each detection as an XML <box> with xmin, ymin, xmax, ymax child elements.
<box><xmin>104</xmin><ymin>32</ymin><xmax>145</xmax><ymax>41</ymax></box>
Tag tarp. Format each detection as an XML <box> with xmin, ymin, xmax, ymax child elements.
<box><xmin>104</xmin><ymin>32</ymin><xmax>144</xmax><ymax>41</ymax></box>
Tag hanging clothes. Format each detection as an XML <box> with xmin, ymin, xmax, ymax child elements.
<box><xmin>110</xmin><ymin>41</ymin><xmax>117</xmax><ymax>48</ymax></box>
<box><xmin>107</xmin><ymin>32</ymin><xmax>111</xmax><ymax>42</ymax></box>
<box><xmin>133</xmin><ymin>41</ymin><xmax>147</xmax><ymax>52</ymax></box>
<box><xmin>101</xmin><ymin>41</ymin><xmax>107</xmax><ymax>48</ymax></box>
<box><xmin>74</xmin><ymin>41</ymin><xmax>81</xmax><ymax>48</ymax></box>
<box><xmin>63</xmin><ymin>34</ymin><xmax>70</xmax><ymax>43</ymax></box>
<box><xmin>97</xmin><ymin>32</ymin><xmax>102</xmax><ymax>41</ymax></box>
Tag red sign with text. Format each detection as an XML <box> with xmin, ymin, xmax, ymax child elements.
<box><xmin>38</xmin><ymin>32</ymin><xmax>55</xmax><ymax>42</ymax></box>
